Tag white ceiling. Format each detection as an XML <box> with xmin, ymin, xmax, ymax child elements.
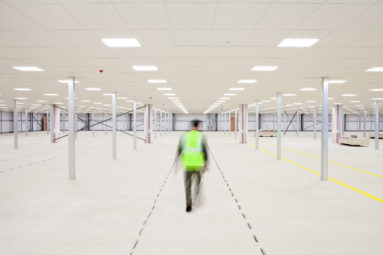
<box><xmin>0</xmin><ymin>0</ymin><xmax>383</xmax><ymax>114</ymax></box>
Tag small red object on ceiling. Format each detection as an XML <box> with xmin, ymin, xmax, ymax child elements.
<box><xmin>99</xmin><ymin>69</ymin><xmax>103</xmax><ymax>73</ymax></box>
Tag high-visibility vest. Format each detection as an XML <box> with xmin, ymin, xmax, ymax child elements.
<box><xmin>181</xmin><ymin>130</ymin><xmax>205</xmax><ymax>171</ymax></box>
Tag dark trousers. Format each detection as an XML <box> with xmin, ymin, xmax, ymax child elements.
<box><xmin>183</xmin><ymin>170</ymin><xmax>201</xmax><ymax>206</ymax></box>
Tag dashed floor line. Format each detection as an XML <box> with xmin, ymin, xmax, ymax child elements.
<box><xmin>129</xmin><ymin>159</ymin><xmax>177</xmax><ymax>255</ymax></box>
<box><xmin>209</xmin><ymin>147</ymin><xmax>266</xmax><ymax>254</ymax></box>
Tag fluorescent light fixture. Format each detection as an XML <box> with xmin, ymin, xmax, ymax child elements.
<box><xmin>163</xmin><ymin>93</ymin><xmax>176</xmax><ymax>96</ymax></box>
<box><xmin>251</xmin><ymin>66</ymin><xmax>278</xmax><ymax>71</ymax></box>
<box><xmin>300</xmin><ymin>88</ymin><xmax>317</xmax><ymax>91</ymax></box>
<box><xmin>229</xmin><ymin>88</ymin><xmax>244</xmax><ymax>91</ymax></box>
<box><xmin>14</xmin><ymin>88</ymin><xmax>32</xmax><ymax>91</ymax></box>
<box><xmin>238</xmin><ymin>80</ymin><xmax>256</xmax><ymax>84</ymax></box>
<box><xmin>294</xmin><ymin>102</ymin><xmax>303</xmax><ymax>105</ymax></box>
<box><xmin>224</xmin><ymin>93</ymin><xmax>236</xmax><ymax>96</ymax></box>
<box><xmin>103</xmin><ymin>93</ymin><xmax>114</xmax><ymax>96</ymax></box>
<box><xmin>278</xmin><ymin>38</ymin><xmax>319</xmax><ymax>48</ymax></box>
<box><xmin>261</xmin><ymin>100</ymin><xmax>271</xmax><ymax>103</ymax></box>
<box><xmin>117</xmin><ymin>97</ymin><xmax>127</xmax><ymax>100</ymax></box>
<box><xmin>37</xmin><ymin>100</ymin><xmax>47</xmax><ymax>103</ymax></box>
<box><xmin>328</xmin><ymin>97</ymin><xmax>334</xmax><ymax>100</ymax></box>
<box><xmin>148</xmin><ymin>79</ymin><xmax>166</xmax><ymax>83</ymax></box>
<box><xmin>270</xmin><ymin>97</ymin><xmax>277</xmax><ymax>100</ymax></box>
<box><xmin>44</xmin><ymin>93</ymin><xmax>58</xmax><ymax>96</ymax></box>
<box><xmin>157</xmin><ymin>88</ymin><xmax>172</xmax><ymax>91</ymax></box>
<box><xmin>372</xmin><ymin>98</ymin><xmax>383</xmax><ymax>101</ymax></box>
<box><xmin>13</xmin><ymin>66</ymin><xmax>43</xmax><ymax>72</ymax></box>
<box><xmin>85</xmin><ymin>88</ymin><xmax>101</xmax><ymax>91</ymax></box>
<box><xmin>305</xmin><ymin>100</ymin><xmax>316</xmax><ymax>103</ymax></box>
<box><xmin>369</xmin><ymin>88</ymin><xmax>383</xmax><ymax>92</ymax></box>
<box><xmin>132</xmin><ymin>65</ymin><xmax>158</xmax><ymax>71</ymax></box>
<box><xmin>80</xmin><ymin>100</ymin><xmax>91</xmax><ymax>103</ymax></box>
<box><xmin>283</xmin><ymin>93</ymin><xmax>296</xmax><ymax>97</ymax></box>
<box><xmin>101</xmin><ymin>38</ymin><xmax>141</xmax><ymax>47</ymax></box>
<box><xmin>14</xmin><ymin>97</ymin><xmax>27</xmax><ymax>100</ymax></box>
<box><xmin>350</xmin><ymin>101</ymin><xmax>360</xmax><ymax>103</ymax></box>
<box><xmin>341</xmin><ymin>94</ymin><xmax>356</xmax><ymax>97</ymax></box>
<box><xmin>94</xmin><ymin>102</ymin><xmax>102</xmax><ymax>105</ymax></box>
<box><xmin>168</xmin><ymin>97</ymin><xmax>178</xmax><ymax>100</ymax></box>
<box><xmin>220</xmin><ymin>97</ymin><xmax>230</xmax><ymax>100</ymax></box>
<box><xmin>54</xmin><ymin>102</ymin><xmax>63</xmax><ymax>105</ymax></box>
<box><xmin>329</xmin><ymin>80</ymin><xmax>347</xmax><ymax>84</ymax></box>
<box><xmin>57</xmin><ymin>79</ymin><xmax>79</xmax><ymax>84</ymax></box>
<box><xmin>366</xmin><ymin>67</ymin><xmax>383</xmax><ymax>72</ymax></box>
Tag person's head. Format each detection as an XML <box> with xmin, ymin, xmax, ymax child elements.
<box><xmin>191</xmin><ymin>119</ymin><xmax>201</xmax><ymax>130</ymax></box>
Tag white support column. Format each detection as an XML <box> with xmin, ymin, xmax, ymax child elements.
<box><xmin>277</xmin><ymin>93</ymin><xmax>282</xmax><ymax>160</ymax></box>
<box><xmin>255</xmin><ymin>101</ymin><xmax>259</xmax><ymax>150</ymax></box>
<box><xmin>332</xmin><ymin>104</ymin><xmax>342</xmax><ymax>144</ymax></box>
<box><xmin>112</xmin><ymin>93</ymin><xmax>117</xmax><ymax>160</ymax></box>
<box><xmin>239</xmin><ymin>104</ymin><xmax>248</xmax><ymax>144</ymax></box>
<box><xmin>68</xmin><ymin>77</ymin><xmax>76</xmax><ymax>180</ymax></box>
<box><xmin>321</xmin><ymin>77</ymin><xmax>329</xmax><ymax>181</ymax></box>
<box><xmin>13</xmin><ymin>100</ymin><xmax>18</xmax><ymax>149</ymax></box>
<box><xmin>144</xmin><ymin>104</ymin><xmax>152</xmax><ymax>144</ymax></box>
<box><xmin>154</xmin><ymin>108</ymin><xmax>157</xmax><ymax>140</ymax></box>
<box><xmin>92</xmin><ymin>112</ymin><xmax>95</xmax><ymax>137</ymax></box>
<box><xmin>46</xmin><ymin>110</ymin><xmax>49</xmax><ymax>135</ymax></box>
<box><xmin>50</xmin><ymin>104</ymin><xmax>60</xmax><ymax>143</ymax></box>
<box><xmin>313</xmin><ymin>109</ymin><xmax>317</xmax><ymax>140</ymax></box>
<box><xmin>25</xmin><ymin>109</ymin><xmax>28</xmax><ymax>137</ymax></box>
<box><xmin>339</xmin><ymin>105</ymin><xmax>344</xmax><ymax>137</ymax></box>
<box><xmin>159</xmin><ymin>110</ymin><xmax>163</xmax><ymax>137</ymax></box>
<box><xmin>228</xmin><ymin>112</ymin><xmax>232</xmax><ymax>137</ymax></box>
<box><xmin>133</xmin><ymin>100</ymin><xmax>137</xmax><ymax>150</ymax></box>
<box><xmin>363</xmin><ymin>110</ymin><xmax>367</xmax><ymax>138</ymax></box>
<box><xmin>375</xmin><ymin>100</ymin><xmax>380</xmax><ymax>150</ymax></box>
<box><xmin>296</xmin><ymin>111</ymin><xmax>299</xmax><ymax>136</ymax></box>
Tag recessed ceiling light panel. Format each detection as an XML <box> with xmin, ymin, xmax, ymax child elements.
<box><xmin>278</xmin><ymin>38</ymin><xmax>319</xmax><ymax>48</ymax></box>
<box><xmin>13</xmin><ymin>66</ymin><xmax>44</xmax><ymax>72</ymax></box>
<box><xmin>238</xmin><ymin>80</ymin><xmax>256</xmax><ymax>84</ymax></box>
<box><xmin>101</xmin><ymin>38</ymin><xmax>141</xmax><ymax>47</ymax></box>
<box><xmin>132</xmin><ymin>65</ymin><xmax>158</xmax><ymax>71</ymax></box>
<box><xmin>148</xmin><ymin>79</ymin><xmax>166</xmax><ymax>83</ymax></box>
<box><xmin>251</xmin><ymin>66</ymin><xmax>278</xmax><ymax>71</ymax></box>
<box><xmin>366</xmin><ymin>67</ymin><xmax>383</xmax><ymax>72</ymax></box>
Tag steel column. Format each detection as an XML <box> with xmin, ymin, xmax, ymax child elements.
<box><xmin>68</xmin><ymin>77</ymin><xmax>76</xmax><ymax>180</ymax></box>
<box><xmin>277</xmin><ymin>93</ymin><xmax>282</xmax><ymax>160</ymax></box>
<box><xmin>255</xmin><ymin>101</ymin><xmax>259</xmax><ymax>150</ymax></box>
<box><xmin>112</xmin><ymin>93</ymin><xmax>117</xmax><ymax>160</ymax></box>
<box><xmin>321</xmin><ymin>77</ymin><xmax>329</xmax><ymax>181</ymax></box>
<box><xmin>363</xmin><ymin>110</ymin><xmax>367</xmax><ymax>137</ymax></box>
<box><xmin>13</xmin><ymin>100</ymin><xmax>18</xmax><ymax>149</ymax></box>
<box><xmin>375</xmin><ymin>100</ymin><xmax>380</xmax><ymax>150</ymax></box>
<box><xmin>133</xmin><ymin>100</ymin><xmax>137</xmax><ymax>149</ymax></box>
<box><xmin>313</xmin><ymin>109</ymin><xmax>317</xmax><ymax>140</ymax></box>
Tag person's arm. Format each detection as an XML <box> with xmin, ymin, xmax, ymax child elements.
<box><xmin>202</xmin><ymin>136</ymin><xmax>209</xmax><ymax>171</ymax></box>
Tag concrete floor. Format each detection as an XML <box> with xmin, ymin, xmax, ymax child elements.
<box><xmin>0</xmin><ymin>131</ymin><xmax>383</xmax><ymax>255</ymax></box>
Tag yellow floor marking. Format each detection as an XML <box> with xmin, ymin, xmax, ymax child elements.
<box><xmin>249</xmin><ymin>144</ymin><xmax>383</xmax><ymax>203</ymax></box>
<box><xmin>250</xmin><ymin>138</ymin><xmax>383</xmax><ymax>179</ymax></box>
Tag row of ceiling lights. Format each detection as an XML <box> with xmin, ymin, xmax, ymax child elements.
<box><xmin>203</xmin><ymin>37</ymin><xmax>383</xmax><ymax>114</ymax></box>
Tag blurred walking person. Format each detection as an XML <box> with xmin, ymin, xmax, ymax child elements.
<box><xmin>176</xmin><ymin>119</ymin><xmax>209</xmax><ymax>212</ymax></box>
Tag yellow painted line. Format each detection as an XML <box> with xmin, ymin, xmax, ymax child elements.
<box><xmin>251</xmin><ymin>138</ymin><xmax>383</xmax><ymax>179</ymax></box>
<box><xmin>249</xmin><ymin>143</ymin><xmax>383</xmax><ymax>203</ymax></box>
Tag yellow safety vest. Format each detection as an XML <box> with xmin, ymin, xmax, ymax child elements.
<box><xmin>181</xmin><ymin>130</ymin><xmax>205</xmax><ymax>171</ymax></box>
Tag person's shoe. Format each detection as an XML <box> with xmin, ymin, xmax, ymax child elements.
<box><xmin>186</xmin><ymin>205</ymin><xmax>192</xmax><ymax>212</ymax></box>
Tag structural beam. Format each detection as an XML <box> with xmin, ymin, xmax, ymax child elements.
<box><xmin>321</xmin><ymin>77</ymin><xmax>329</xmax><ymax>181</ymax></box>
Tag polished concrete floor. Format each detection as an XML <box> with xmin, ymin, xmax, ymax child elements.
<box><xmin>0</xmin><ymin>131</ymin><xmax>382</xmax><ymax>255</ymax></box>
